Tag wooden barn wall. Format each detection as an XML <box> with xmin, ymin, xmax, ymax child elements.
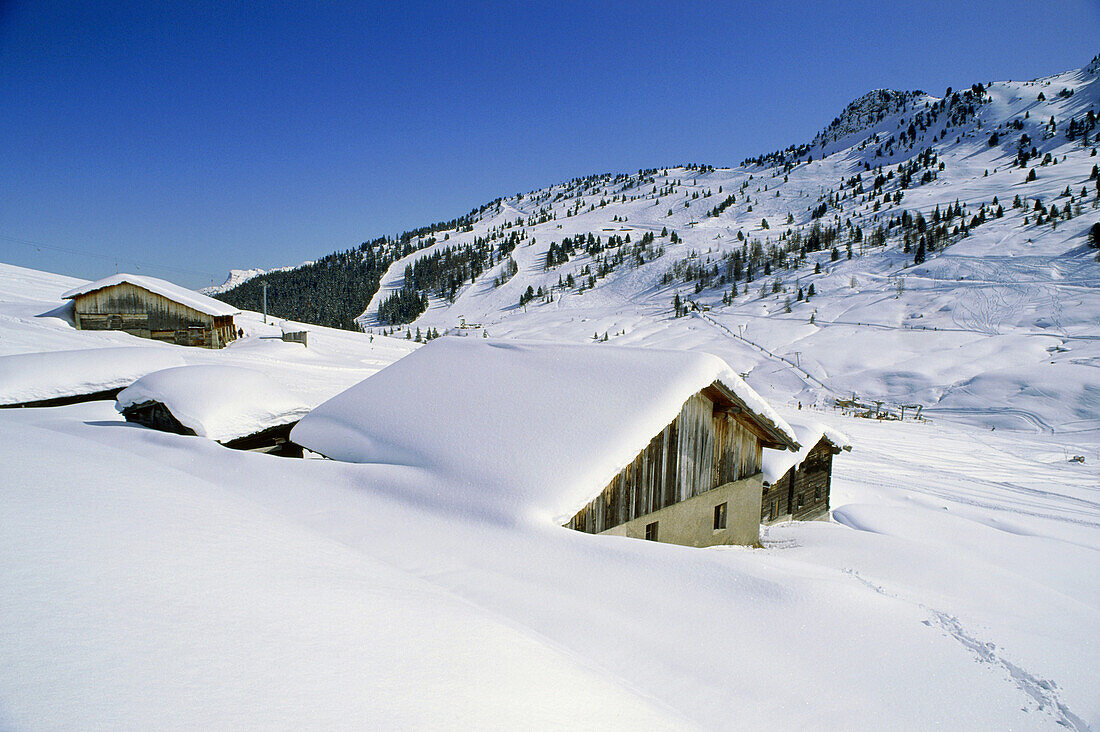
<box><xmin>761</xmin><ymin>439</ymin><xmax>835</xmax><ymax>522</ymax></box>
<box><xmin>567</xmin><ymin>389</ymin><xmax>763</xmax><ymax>534</ymax></box>
<box><xmin>74</xmin><ymin>283</ymin><xmax>235</xmax><ymax>348</ymax></box>
<box><xmin>791</xmin><ymin>448</ymin><xmax>833</xmax><ymax>521</ymax></box>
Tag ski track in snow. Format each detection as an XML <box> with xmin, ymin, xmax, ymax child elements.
<box><xmin>844</xmin><ymin>569</ymin><xmax>1090</xmax><ymax>732</ymax></box>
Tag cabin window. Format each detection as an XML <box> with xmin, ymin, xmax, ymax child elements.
<box><xmin>815</xmin><ymin>486</ymin><xmax>823</xmax><ymax>501</ymax></box>
<box><xmin>713</xmin><ymin>502</ymin><xmax>727</xmax><ymax>530</ymax></box>
<box><xmin>645</xmin><ymin>521</ymin><xmax>658</xmax><ymax>541</ymax></box>
<box><xmin>796</xmin><ymin>493</ymin><xmax>805</xmax><ymax>509</ymax></box>
<box><xmin>770</xmin><ymin>500</ymin><xmax>778</xmax><ymax>520</ymax></box>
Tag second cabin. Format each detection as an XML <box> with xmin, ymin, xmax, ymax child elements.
<box><xmin>761</xmin><ymin>420</ymin><xmax>851</xmax><ymax>524</ymax></box>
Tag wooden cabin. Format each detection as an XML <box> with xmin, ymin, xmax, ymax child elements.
<box><xmin>63</xmin><ymin>274</ymin><xmax>239</xmax><ymax>348</ymax></box>
<box><xmin>761</xmin><ymin>428</ymin><xmax>850</xmax><ymax>524</ymax></box>
<box><xmin>565</xmin><ymin>381</ymin><xmax>798</xmax><ymax>547</ymax></box>
<box><xmin>289</xmin><ymin>339</ymin><xmax>800</xmax><ymax>549</ymax></box>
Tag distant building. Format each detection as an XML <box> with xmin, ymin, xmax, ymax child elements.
<box><xmin>761</xmin><ymin>421</ymin><xmax>851</xmax><ymax>524</ymax></box>
<box><xmin>63</xmin><ymin>274</ymin><xmax>239</xmax><ymax>348</ymax></box>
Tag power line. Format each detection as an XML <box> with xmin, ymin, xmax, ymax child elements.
<box><xmin>0</xmin><ymin>233</ymin><xmax>221</xmax><ymax>281</ymax></box>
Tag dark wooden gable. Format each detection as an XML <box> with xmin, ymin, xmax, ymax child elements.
<box><xmin>761</xmin><ymin>435</ymin><xmax>844</xmax><ymax>523</ymax></box>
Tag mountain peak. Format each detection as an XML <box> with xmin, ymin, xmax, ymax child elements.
<box><xmin>812</xmin><ymin>88</ymin><xmax>926</xmax><ymax>150</ymax></box>
<box><xmin>1085</xmin><ymin>52</ymin><xmax>1100</xmax><ymax>76</ymax></box>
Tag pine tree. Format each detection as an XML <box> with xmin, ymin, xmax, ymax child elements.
<box><xmin>1088</xmin><ymin>222</ymin><xmax>1100</xmax><ymax>249</ymax></box>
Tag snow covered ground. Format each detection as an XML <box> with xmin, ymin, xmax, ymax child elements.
<box><xmin>0</xmin><ymin>259</ymin><xmax>1096</xmax><ymax>729</ymax></box>
<box><xmin>2</xmin><ymin>56</ymin><xmax>1099</xmax><ymax>729</ymax></box>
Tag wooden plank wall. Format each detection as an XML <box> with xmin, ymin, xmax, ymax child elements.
<box><xmin>792</xmin><ymin>447</ymin><xmax>833</xmax><ymax>521</ymax></box>
<box><xmin>74</xmin><ymin>283</ymin><xmax>235</xmax><ymax>348</ymax></box>
<box><xmin>761</xmin><ymin>439</ymin><xmax>834</xmax><ymax>522</ymax></box>
<box><xmin>567</xmin><ymin>388</ymin><xmax>763</xmax><ymax>534</ymax></box>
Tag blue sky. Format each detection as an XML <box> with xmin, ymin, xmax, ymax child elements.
<box><xmin>1</xmin><ymin>1</ymin><xmax>1097</xmax><ymax>289</ymax></box>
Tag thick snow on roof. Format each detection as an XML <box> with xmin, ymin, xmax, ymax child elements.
<box><xmin>62</xmin><ymin>273</ymin><xmax>239</xmax><ymax>318</ymax></box>
<box><xmin>117</xmin><ymin>365</ymin><xmax>311</xmax><ymax>442</ymax></box>
<box><xmin>0</xmin><ymin>347</ymin><xmax>185</xmax><ymax>405</ymax></box>
<box><xmin>762</xmin><ymin>416</ymin><xmax>851</xmax><ymax>484</ymax></box>
<box><xmin>292</xmin><ymin>338</ymin><xmax>795</xmax><ymax>521</ymax></box>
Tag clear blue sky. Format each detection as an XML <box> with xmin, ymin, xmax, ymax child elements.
<box><xmin>1</xmin><ymin>1</ymin><xmax>1097</xmax><ymax>289</ymax></box>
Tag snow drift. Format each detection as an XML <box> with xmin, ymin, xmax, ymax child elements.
<box><xmin>0</xmin><ymin>347</ymin><xmax>185</xmax><ymax>406</ymax></box>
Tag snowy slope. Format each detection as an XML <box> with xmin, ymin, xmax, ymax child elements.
<box><xmin>200</xmin><ymin>263</ymin><xmax>311</xmax><ymax>295</ymax></box>
<box><xmin>345</xmin><ymin>54</ymin><xmax>1100</xmax><ymax>437</ymax></box>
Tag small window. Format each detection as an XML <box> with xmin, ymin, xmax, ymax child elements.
<box><xmin>770</xmin><ymin>500</ymin><xmax>778</xmax><ymax>520</ymax></box>
<box><xmin>713</xmin><ymin>502</ymin><xmax>727</xmax><ymax>530</ymax></box>
<box><xmin>796</xmin><ymin>493</ymin><xmax>805</xmax><ymax>509</ymax></box>
<box><xmin>645</xmin><ymin>521</ymin><xmax>659</xmax><ymax>541</ymax></box>
<box><xmin>815</xmin><ymin>486</ymin><xmax>823</xmax><ymax>501</ymax></box>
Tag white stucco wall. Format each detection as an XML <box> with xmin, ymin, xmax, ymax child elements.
<box><xmin>600</xmin><ymin>474</ymin><xmax>763</xmax><ymax>547</ymax></box>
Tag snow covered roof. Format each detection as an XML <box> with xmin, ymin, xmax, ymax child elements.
<box><xmin>0</xmin><ymin>347</ymin><xmax>185</xmax><ymax>406</ymax></box>
<box><xmin>117</xmin><ymin>365</ymin><xmax>311</xmax><ymax>442</ymax></box>
<box><xmin>291</xmin><ymin>339</ymin><xmax>797</xmax><ymax>521</ymax></box>
<box><xmin>62</xmin><ymin>274</ymin><xmax>239</xmax><ymax>318</ymax></box>
<box><xmin>762</xmin><ymin>416</ymin><xmax>851</xmax><ymax>485</ymax></box>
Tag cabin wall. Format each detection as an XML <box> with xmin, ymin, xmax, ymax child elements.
<box><xmin>72</xmin><ymin>283</ymin><xmax>235</xmax><ymax>348</ymax></box>
<box><xmin>791</xmin><ymin>448</ymin><xmax>833</xmax><ymax>521</ymax></box>
<box><xmin>761</xmin><ymin>439</ymin><xmax>835</xmax><ymax>523</ymax></box>
<box><xmin>566</xmin><ymin>389</ymin><xmax>763</xmax><ymax>539</ymax></box>
<box><xmin>601</xmin><ymin>474</ymin><xmax>763</xmax><ymax>547</ymax></box>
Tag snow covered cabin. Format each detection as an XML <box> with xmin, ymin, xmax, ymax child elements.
<box><xmin>291</xmin><ymin>339</ymin><xmax>799</xmax><ymax>547</ymax></box>
<box><xmin>761</xmin><ymin>419</ymin><xmax>850</xmax><ymax>524</ymax></box>
<box><xmin>117</xmin><ymin>366</ymin><xmax>311</xmax><ymax>454</ymax></box>
<box><xmin>63</xmin><ymin>274</ymin><xmax>239</xmax><ymax>348</ymax></box>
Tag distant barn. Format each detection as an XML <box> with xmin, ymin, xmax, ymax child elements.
<box><xmin>63</xmin><ymin>274</ymin><xmax>239</xmax><ymax>348</ymax></box>
<box><xmin>761</xmin><ymin>421</ymin><xmax>850</xmax><ymax>524</ymax></box>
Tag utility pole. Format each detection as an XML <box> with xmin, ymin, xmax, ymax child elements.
<box><xmin>262</xmin><ymin>281</ymin><xmax>268</xmax><ymax>324</ymax></box>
